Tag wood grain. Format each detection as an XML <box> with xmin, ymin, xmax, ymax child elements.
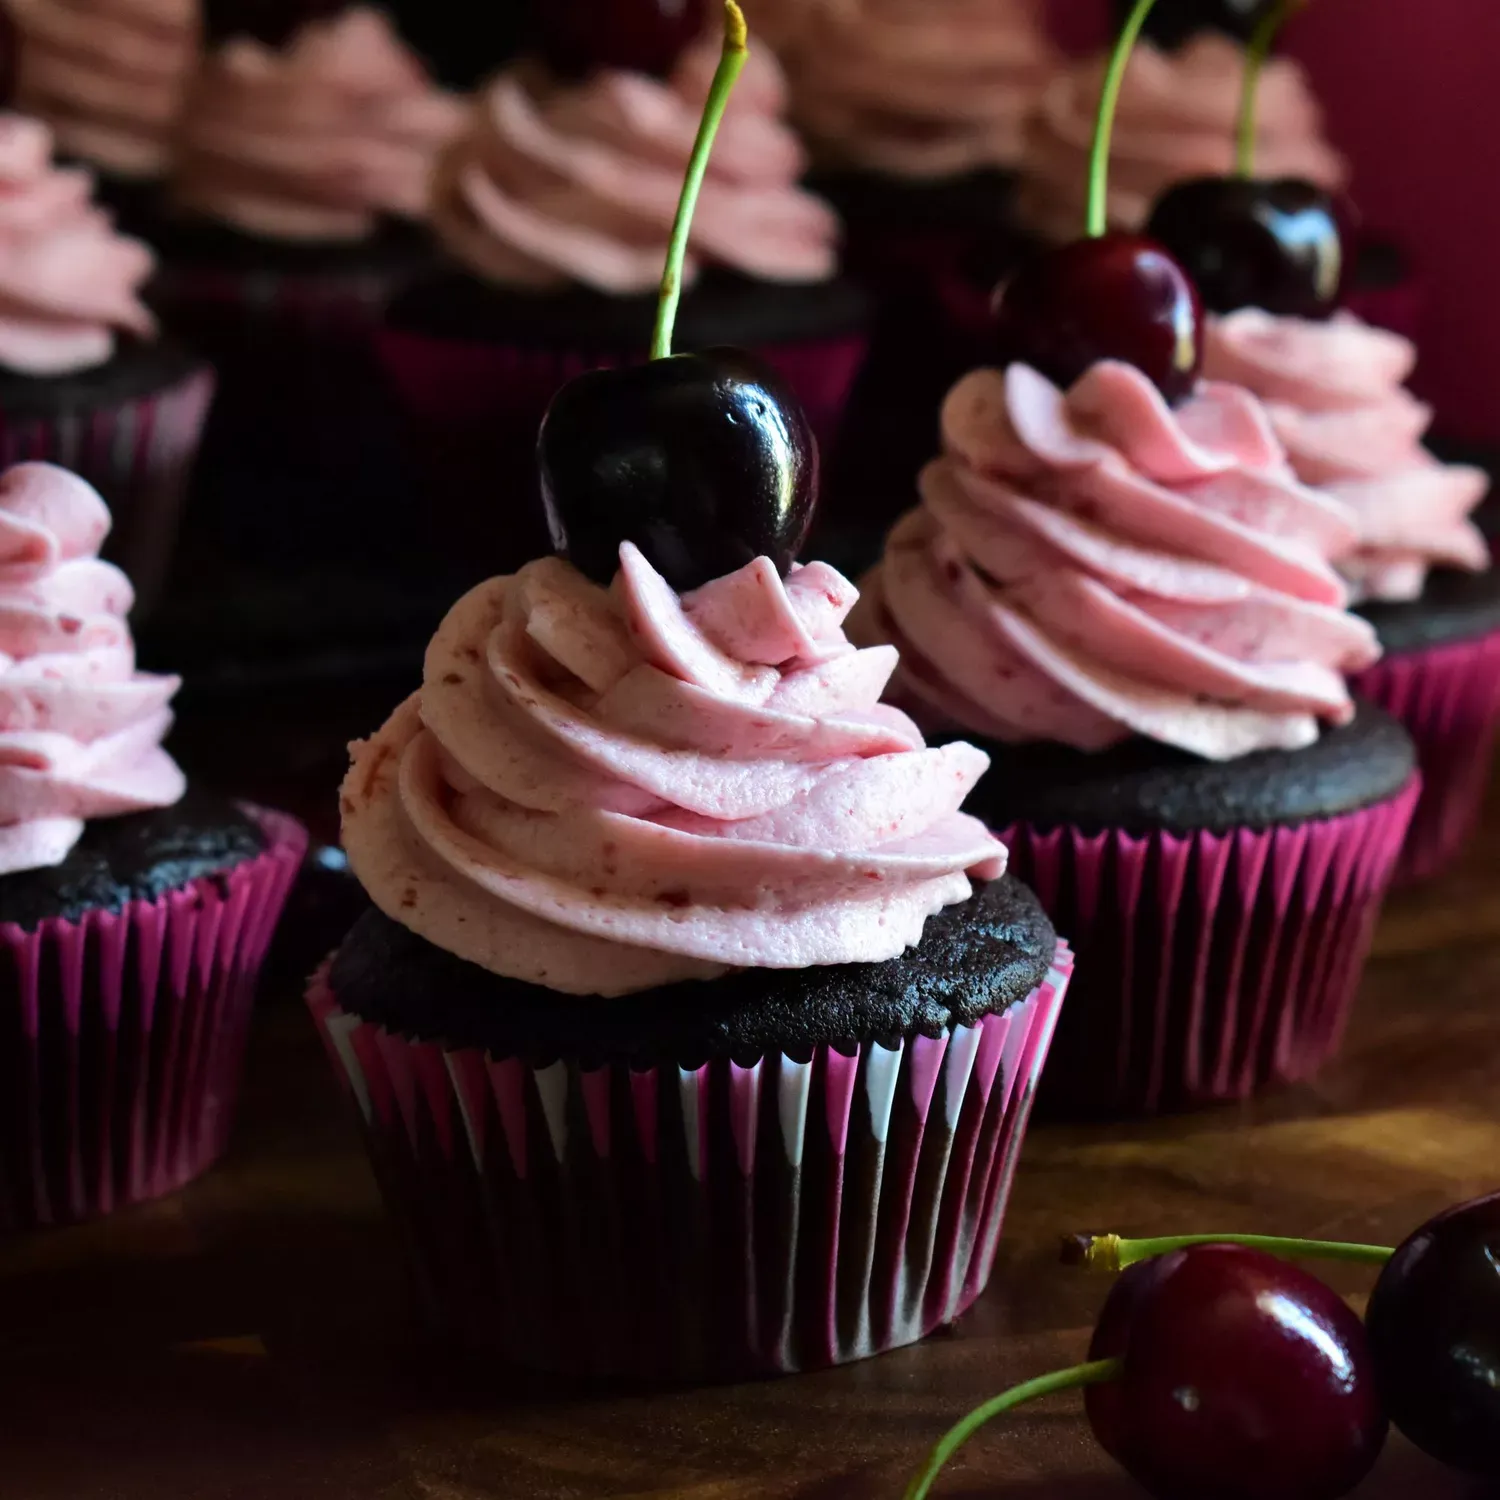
<box><xmin>0</xmin><ymin>770</ymin><xmax>1496</xmax><ymax>1499</ymax></box>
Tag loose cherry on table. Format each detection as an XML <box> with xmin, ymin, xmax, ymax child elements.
<box><xmin>536</xmin><ymin>0</ymin><xmax>706</xmax><ymax>78</ymax></box>
<box><xmin>535</xmin><ymin>0</ymin><xmax>819</xmax><ymax>593</ymax></box>
<box><xmin>1366</xmin><ymin>1192</ymin><xmax>1500</xmax><ymax>1477</ymax></box>
<box><xmin>1086</xmin><ymin>1246</ymin><xmax>1386</xmax><ymax>1500</ymax></box>
<box><xmin>991</xmin><ymin>0</ymin><xmax>1204</xmax><ymax>405</ymax></box>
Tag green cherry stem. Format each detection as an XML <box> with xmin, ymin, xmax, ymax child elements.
<box><xmin>649</xmin><ymin>0</ymin><xmax>748</xmax><ymax>361</ymax></box>
<box><xmin>1235</xmin><ymin>0</ymin><xmax>1304</xmax><ymax>178</ymax></box>
<box><xmin>904</xmin><ymin>1359</ymin><xmax>1123</xmax><ymax>1500</ymax></box>
<box><xmin>1086</xmin><ymin>0</ymin><xmax>1162</xmax><ymax>238</ymax></box>
<box><xmin>1063</xmin><ymin>1231</ymin><xmax>1395</xmax><ymax>1274</ymax></box>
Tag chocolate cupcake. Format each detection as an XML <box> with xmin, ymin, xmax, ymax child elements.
<box><xmin>0</xmin><ymin>113</ymin><xmax>214</xmax><ymax>613</ymax></box>
<box><xmin>308</xmin><ymin>543</ymin><xmax>1070</xmax><ymax>1379</ymax></box>
<box><xmin>853</xmin><ymin>359</ymin><xmax>1419</xmax><ymax>1117</ymax></box>
<box><xmin>0</xmin><ymin>461</ymin><xmax>305</xmax><ymax>1227</ymax></box>
<box><xmin>1205</xmin><ymin>310</ymin><xmax>1497</xmax><ymax>881</ymax></box>
<box><xmin>376</xmin><ymin>29</ymin><xmax>868</xmax><ymax>576</ymax></box>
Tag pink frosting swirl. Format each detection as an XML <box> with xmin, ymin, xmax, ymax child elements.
<box><xmin>764</xmin><ymin>0</ymin><xmax>1059</xmax><ymax>179</ymax></box>
<box><xmin>429</xmin><ymin>35</ymin><xmax>837</xmax><ymax>294</ymax></box>
<box><xmin>10</xmin><ymin>0</ymin><xmax>199</xmax><ymax>179</ymax></box>
<box><xmin>173</xmin><ymin>9</ymin><xmax>467</xmax><ymax>243</ymax></box>
<box><xmin>0</xmin><ymin>114</ymin><xmax>156</xmax><ymax>376</ymax></box>
<box><xmin>1204</xmin><ymin>310</ymin><xmax>1491</xmax><ymax>603</ymax></box>
<box><xmin>0</xmin><ymin>462</ymin><xmax>184</xmax><ymax>876</ymax></box>
<box><xmin>341</xmin><ymin>545</ymin><xmax>1005</xmax><ymax>997</ymax></box>
<box><xmin>1017</xmin><ymin>36</ymin><xmax>1347</xmax><ymax>243</ymax></box>
<box><xmin>855</xmin><ymin>361</ymin><xmax>1380</xmax><ymax>761</ymax></box>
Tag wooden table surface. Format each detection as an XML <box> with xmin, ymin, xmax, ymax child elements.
<box><xmin>1</xmin><ymin>770</ymin><xmax>1497</xmax><ymax>1500</ymax></box>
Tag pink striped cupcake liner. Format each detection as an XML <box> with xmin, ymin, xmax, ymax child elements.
<box><xmin>0</xmin><ymin>807</ymin><xmax>307</xmax><ymax>1229</ymax></box>
<box><xmin>1351</xmin><ymin>630</ymin><xmax>1500</xmax><ymax>883</ymax></box>
<box><xmin>0</xmin><ymin>362</ymin><xmax>215</xmax><ymax>615</ymax></box>
<box><xmin>996</xmin><ymin>782</ymin><xmax>1418</xmax><ymax>1119</ymax></box>
<box><xmin>306</xmin><ymin>940</ymin><xmax>1072</xmax><ymax>1382</ymax></box>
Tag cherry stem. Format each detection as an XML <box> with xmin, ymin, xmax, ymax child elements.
<box><xmin>1063</xmin><ymin>1231</ymin><xmax>1394</xmax><ymax>1274</ymax></box>
<box><xmin>650</xmin><ymin>0</ymin><xmax>748</xmax><ymax>361</ymax></box>
<box><xmin>1236</xmin><ymin>0</ymin><xmax>1303</xmax><ymax>178</ymax></box>
<box><xmin>1086</xmin><ymin>0</ymin><xmax>1161</xmax><ymax>238</ymax></box>
<box><xmin>904</xmin><ymin>1358</ymin><xmax>1122</xmax><ymax>1500</ymax></box>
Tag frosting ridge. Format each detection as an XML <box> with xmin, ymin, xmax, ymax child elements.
<box><xmin>0</xmin><ymin>462</ymin><xmax>184</xmax><ymax>876</ymax></box>
<box><xmin>430</xmin><ymin>34</ymin><xmax>837</xmax><ymax>293</ymax></box>
<box><xmin>857</xmin><ymin>361</ymin><xmax>1380</xmax><ymax>761</ymax></box>
<box><xmin>0</xmin><ymin>114</ymin><xmax>156</xmax><ymax>376</ymax></box>
<box><xmin>1205</xmin><ymin>310</ymin><xmax>1491</xmax><ymax>602</ymax></box>
<box><xmin>10</xmin><ymin>0</ymin><xmax>199</xmax><ymax>179</ymax></box>
<box><xmin>342</xmin><ymin>545</ymin><xmax>1006</xmax><ymax>997</ymax></box>
<box><xmin>173</xmin><ymin>8</ymin><xmax>467</xmax><ymax>242</ymax></box>
<box><xmin>1017</xmin><ymin>36</ymin><xmax>1346</xmax><ymax>243</ymax></box>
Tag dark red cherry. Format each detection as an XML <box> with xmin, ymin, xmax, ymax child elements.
<box><xmin>1147</xmin><ymin>176</ymin><xmax>1343</xmax><ymax>319</ymax></box>
<box><xmin>537</xmin><ymin>0</ymin><xmax>707</xmax><ymax>78</ymax></box>
<box><xmin>1086</xmin><ymin>1245</ymin><xmax>1387</xmax><ymax>1500</ymax></box>
<box><xmin>993</xmin><ymin>234</ymin><xmax>1203</xmax><ymax>406</ymax></box>
<box><xmin>537</xmin><ymin>346</ymin><xmax>817</xmax><ymax>592</ymax></box>
<box><xmin>1118</xmin><ymin>0</ymin><xmax>1267</xmax><ymax>47</ymax></box>
<box><xmin>1365</xmin><ymin>1192</ymin><xmax>1500</xmax><ymax>1477</ymax></box>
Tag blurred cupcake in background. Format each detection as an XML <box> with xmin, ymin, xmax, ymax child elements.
<box><xmin>1016</xmin><ymin>34</ymin><xmax>1344</xmax><ymax>246</ymax></box>
<box><xmin>0</xmin><ymin>460</ymin><xmax>305</xmax><ymax>1228</ymax></box>
<box><xmin>0</xmin><ymin>112</ymin><xmax>213</xmax><ymax>612</ymax></box>
<box><xmin>377</xmin><ymin>22</ymin><xmax>865</xmax><ymax>578</ymax></box>
<box><xmin>7</xmin><ymin>0</ymin><xmax>200</xmax><ymax>221</ymax></box>
<box><xmin>1206</xmin><ymin>310</ymin><xmax>1499</xmax><ymax>881</ymax></box>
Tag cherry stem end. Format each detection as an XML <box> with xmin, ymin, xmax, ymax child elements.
<box><xmin>1063</xmin><ymin>1231</ymin><xmax>1394</xmax><ymax>1274</ymax></box>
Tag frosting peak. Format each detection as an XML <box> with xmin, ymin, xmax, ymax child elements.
<box><xmin>1204</xmin><ymin>310</ymin><xmax>1491</xmax><ymax>603</ymax></box>
<box><xmin>10</xmin><ymin>0</ymin><xmax>199</xmax><ymax>179</ymax></box>
<box><xmin>857</xmin><ymin>361</ymin><xmax>1380</xmax><ymax>762</ymax></box>
<box><xmin>1017</xmin><ymin>36</ymin><xmax>1347</xmax><ymax>243</ymax></box>
<box><xmin>173</xmin><ymin>8</ymin><xmax>467</xmax><ymax>242</ymax></box>
<box><xmin>0</xmin><ymin>114</ymin><xmax>156</xmax><ymax>377</ymax></box>
<box><xmin>0</xmin><ymin>462</ymin><xmax>184</xmax><ymax>875</ymax></box>
<box><xmin>764</xmin><ymin>0</ymin><xmax>1060</xmax><ymax>179</ymax></box>
<box><xmin>430</xmin><ymin>34</ymin><xmax>837</xmax><ymax>294</ymax></box>
<box><xmin>342</xmin><ymin>545</ymin><xmax>1005</xmax><ymax>997</ymax></box>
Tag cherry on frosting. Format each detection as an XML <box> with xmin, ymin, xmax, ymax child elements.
<box><xmin>537</xmin><ymin>0</ymin><xmax>819</xmax><ymax>592</ymax></box>
<box><xmin>537</xmin><ymin>0</ymin><xmax>707</xmax><ymax>78</ymax></box>
<box><xmin>994</xmin><ymin>0</ymin><xmax>1204</xmax><ymax>405</ymax></box>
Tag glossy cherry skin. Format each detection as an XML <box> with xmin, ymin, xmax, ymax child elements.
<box><xmin>1147</xmin><ymin>176</ymin><xmax>1343</xmax><ymax>319</ymax></box>
<box><xmin>1119</xmin><ymin>0</ymin><xmax>1266</xmax><ymax>47</ymax></box>
<box><xmin>1365</xmin><ymin>1192</ymin><xmax>1500</xmax><ymax>1476</ymax></box>
<box><xmin>993</xmin><ymin>234</ymin><xmax>1203</xmax><ymax>405</ymax></box>
<box><xmin>538</xmin><ymin>347</ymin><xmax>817</xmax><ymax>592</ymax></box>
<box><xmin>537</xmin><ymin>0</ymin><xmax>706</xmax><ymax>78</ymax></box>
<box><xmin>1086</xmin><ymin>1246</ymin><xmax>1387</xmax><ymax>1500</ymax></box>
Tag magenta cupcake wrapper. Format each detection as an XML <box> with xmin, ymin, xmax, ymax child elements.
<box><xmin>0</xmin><ymin>807</ymin><xmax>307</xmax><ymax>1230</ymax></box>
<box><xmin>0</xmin><ymin>362</ymin><xmax>214</xmax><ymax>615</ymax></box>
<box><xmin>306</xmin><ymin>941</ymin><xmax>1072</xmax><ymax>1382</ymax></box>
<box><xmin>1350</xmin><ymin>630</ymin><xmax>1500</xmax><ymax>883</ymax></box>
<box><xmin>996</xmin><ymin>785</ymin><xmax>1418</xmax><ymax>1119</ymax></box>
<box><xmin>375</xmin><ymin>325</ymin><xmax>868</xmax><ymax>571</ymax></box>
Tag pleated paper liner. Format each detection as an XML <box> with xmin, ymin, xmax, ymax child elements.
<box><xmin>306</xmin><ymin>941</ymin><xmax>1072</xmax><ymax>1382</ymax></box>
<box><xmin>0</xmin><ymin>807</ymin><xmax>307</xmax><ymax>1229</ymax></box>
<box><xmin>374</xmin><ymin>325</ymin><xmax>870</xmax><ymax>576</ymax></box>
<box><xmin>1351</xmin><ymin>629</ymin><xmax>1500</xmax><ymax>883</ymax></box>
<box><xmin>0</xmin><ymin>362</ymin><xmax>215</xmax><ymax>616</ymax></box>
<box><xmin>996</xmin><ymin>782</ymin><xmax>1419</xmax><ymax>1120</ymax></box>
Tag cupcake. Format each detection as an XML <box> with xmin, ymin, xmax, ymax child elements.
<box><xmin>1205</xmin><ymin>310</ymin><xmax>1497</xmax><ymax>881</ymax></box>
<box><xmin>0</xmin><ymin>113</ymin><xmax>214</xmax><ymax>613</ymax></box>
<box><xmin>377</xmin><ymin>29</ymin><xmax>867</xmax><ymax>576</ymax></box>
<box><xmin>149</xmin><ymin>8</ymin><xmax>466</xmax><ymax>582</ymax></box>
<box><xmin>7</xmin><ymin>0</ymin><xmax>199</xmax><ymax>221</ymax></box>
<box><xmin>763</xmin><ymin>0</ymin><xmax>1059</xmax><ymax>287</ymax></box>
<box><xmin>308</xmin><ymin>538</ymin><xmax>1071</xmax><ymax>1378</ymax></box>
<box><xmin>853</xmin><ymin>359</ymin><xmax>1419</xmax><ymax>1116</ymax></box>
<box><xmin>0</xmin><ymin>460</ymin><xmax>305</xmax><ymax>1227</ymax></box>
